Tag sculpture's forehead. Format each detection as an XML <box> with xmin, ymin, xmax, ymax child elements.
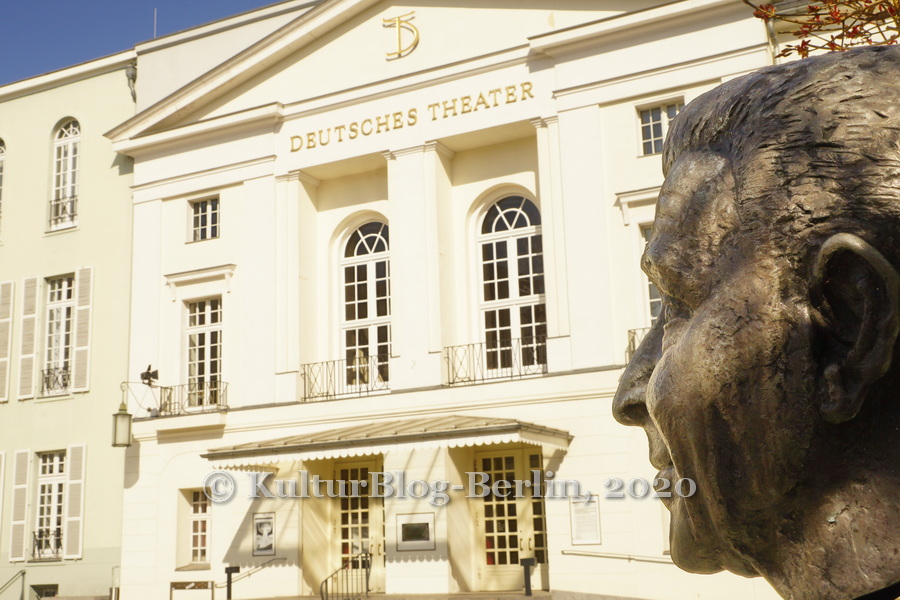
<box><xmin>645</xmin><ymin>151</ymin><xmax>741</xmax><ymax>305</ymax></box>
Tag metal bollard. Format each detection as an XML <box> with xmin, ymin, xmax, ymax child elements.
<box><xmin>225</xmin><ymin>566</ymin><xmax>240</xmax><ymax>600</ymax></box>
<box><xmin>520</xmin><ymin>558</ymin><xmax>535</xmax><ymax>596</ymax></box>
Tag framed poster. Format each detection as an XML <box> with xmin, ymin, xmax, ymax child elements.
<box><xmin>570</xmin><ymin>495</ymin><xmax>602</xmax><ymax>545</ymax></box>
<box><xmin>253</xmin><ymin>512</ymin><xmax>276</xmax><ymax>556</ymax></box>
<box><xmin>396</xmin><ymin>513</ymin><xmax>435</xmax><ymax>551</ymax></box>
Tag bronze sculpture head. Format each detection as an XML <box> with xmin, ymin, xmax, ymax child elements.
<box><xmin>613</xmin><ymin>46</ymin><xmax>900</xmax><ymax>600</ymax></box>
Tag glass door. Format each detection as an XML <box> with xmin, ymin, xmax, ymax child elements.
<box><xmin>476</xmin><ymin>448</ymin><xmax>548</xmax><ymax>591</ymax></box>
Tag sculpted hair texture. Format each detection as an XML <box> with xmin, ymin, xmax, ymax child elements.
<box><xmin>664</xmin><ymin>46</ymin><xmax>900</xmax><ymax>270</ymax></box>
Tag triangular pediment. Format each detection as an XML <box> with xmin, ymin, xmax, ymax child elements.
<box><xmin>108</xmin><ymin>0</ymin><xmax>661</xmax><ymax>144</ymax></box>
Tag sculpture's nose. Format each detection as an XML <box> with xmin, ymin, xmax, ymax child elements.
<box><xmin>613</xmin><ymin>319</ymin><xmax>664</xmax><ymax>427</ymax></box>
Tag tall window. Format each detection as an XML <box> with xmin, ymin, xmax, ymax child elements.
<box><xmin>190</xmin><ymin>197</ymin><xmax>219</xmax><ymax>241</ymax></box>
<box><xmin>190</xmin><ymin>490</ymin><xmax>210</xmax><ymax>564</ymax></box>
<box><xmin>639</xmin><ymin>102</ymin><xmax>682</xmax><ymax>156</ymax></box>
<box><xmin>186</xmin><ymin>298</ymin><xmax>222</xmax><ymax>407</ymax></box>
<box><xmin>51</xmin><ymin>120</ymin><xmax>80</xmax><ymax>229</ymax></box>
<box><xmin>479</xmin><ymin>196</ymin><xmax>546</xmax><ymax>372</ymax></box>
<box><xmin>34</xmin><ymin>451</ymin><xmax>66</xmax><ymax>559</ymax></box>
<box><xmin>0</xmin><ymin>138</ymin><xmax>6</xmax><ymax>228</ymax></box>
<box><xmin>641</xmin><ymin>225</ymin><xmax>662</xmax><ymax>325</ymax></box>
<box><xmin>342</xmin><ymin>222</ymin><xmax>391</xmax><ymax>387</ymax></box>
<box><xmin>43</xmin><ymin>276</ymin><xmax>74</xmax><ymax>395</ymax></box>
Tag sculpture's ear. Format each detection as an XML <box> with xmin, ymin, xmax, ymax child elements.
<box><xmin>809</xmin><ymin>233</ymin><xmax>900</xmax><ymax>423</ymax></box>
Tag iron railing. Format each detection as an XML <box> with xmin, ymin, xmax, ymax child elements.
<box><xmin>33</xmin><ymin>528</ymin><xmax>62</xmax><ymax>559</ymax></box>
<box><xmin>42</xmin><ymin>368</ymin><xmax>71</xmax><ymax>395</ymax></box>
<box><xmin>122</xmin><ymin>381</ymin><xmax>228</xmax><ymax>418</ymax></box>
<box><xmin>445</xmin><ymin>336</ymin><xmax>547</xmax><ymax>386</ymax></box>
<box><xmin>49</xmin><ymin>196</ymin><xmax>77</xmax><ymax>228</ymax></box>
<box><xmin>320</xmin><ymin>552</ymin><xmax>371</xmax><ymax>600</ymax></box>
<box><xmin>0</xmin><ymin>570</ymin><xmax>25</xmax><ymax>596</ymax></box>
<box><xmin>158</xmin><ymin>381</ymin><xmax>228</xmax><ymax>416</ymax></box>
<box><xmin>626</xmin><ymin>327</ymin><xmax>652</xmax><ymax>362</ymax></box>
<box><xmin>301</xmin><ymin>355</ymin><xmax>389</xmax><ymax>401</ymax></box>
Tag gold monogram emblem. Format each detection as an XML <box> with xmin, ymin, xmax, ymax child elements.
<box><xmin>383</xmin><ymin>11</ymin><xmax>419</xmax><ymax>60</ymax></box>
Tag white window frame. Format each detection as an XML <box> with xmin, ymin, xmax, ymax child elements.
<box><xmin>188</xmin><ymin>197</ymin><xmax>220</xmax><ymax>242</ymax></box>
<box><xmin>340</xmin><ymin>222</ymin><xmax>391</xmax><ymax>388</ymax></box>
<box><xmin>185</xmin><ymin>297</ymin><xmax>223</xmax><ymax>408</ymax></box>
<box><xmin>50</xmin><ymin>120</ymin><xmax>80</xmax><ymax>231</ymax></box>
<box><xmin>42</xmin><ymin>275</ymin><xmax>75</xmax><ymax>396</ymax></box>
<box><xmin>34</xmin><ymin>450</ymin><xmax>66</xmax><ymax>560</ymax></box>
<box><xmin>640</xmin><ymin>224</ymin><xmax>662</xmax><ymax>327</ymax></box>
<box><xmin>190</xmin><ymin>490</ymin><xmax>210</xmax><ymax>564</ymax></box>
<box><xmin>476</xmin><ymin>196</ymin><xmax>547</xmax><ymax>374</ymax></box>
<box><xmin>637</xmin><ymin>100</ymin><xmax>683</xmax><ymax>157</ymax></box>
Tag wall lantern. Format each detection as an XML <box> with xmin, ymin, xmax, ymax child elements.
<box><xmin>113</xmin><ymin>382</ymin><xmax>133</xmax><ymax>448</ymax></box>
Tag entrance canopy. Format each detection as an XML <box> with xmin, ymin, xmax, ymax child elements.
<box><xmin>202</xmin><ymin>414</ymin><xmax>572</xmax><ymax>470</ymax></box>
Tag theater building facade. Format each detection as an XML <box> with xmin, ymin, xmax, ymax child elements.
<box><xmin>110</xmin><ymin>1</ymin><xmax>782</xmax><ymax>599</ymax></box>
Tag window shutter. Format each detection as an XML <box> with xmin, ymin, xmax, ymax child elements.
<box><xmin>17</xmin><ymin>277</ymin><xmax>38</xmax><ymax>400</ymax></box>
<box><xmin>0</xmin><ymin>452</ymin><xmax>5</xmax><ymax>543</ymax></box>
<box><xmin>63</xmin><ymin>444</ymin><xmax>86</xmax><ymax>559</ymax></box>
<box><xmin>0</xmin><ymin>281</ymin><xmax>13</xmax><ymax>402</ymax></box>
<box><xmin>72</xmin><ymin>267</ymin><xmax>92</xmax><ymax>392</ymax></box>
<box><xmin>9</xmin><ymin>450</ymin><xmax>31</xmax><ymax>562</ymax></box>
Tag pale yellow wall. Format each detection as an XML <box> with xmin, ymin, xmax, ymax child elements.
<box><xmin>0</xmin><ymin>60</ymin><xmax>134</xmax><ymax>596</ymax></box>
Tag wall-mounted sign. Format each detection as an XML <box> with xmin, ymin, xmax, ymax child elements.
<box><xmin>289</xmin><ymin>81</ymin><xmax>535</xmax><ymax>152</ymax></box>
<box><xmin>383</xmin><ymin>11</ymin><xmax>419</xmax><ymax>60</ymax></box>
<box><xmin>396</xmin><ymin>513</ymin><xmax>435</xmax><ymax>551</ymax></box>
<box><xmin>253</xmin><ymin>512</ymin><xmax>276</xmax><ymax>556</ymax></box>
<box><xmin>570</xmin><ymin>496</ymin><xmax>602</xmax><ymax>545</ymax></box>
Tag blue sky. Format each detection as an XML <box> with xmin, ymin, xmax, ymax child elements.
<box><xmin>0</xmin><ymin>1</ymin><xmax>285</xmax><ymax>86</ymax></box>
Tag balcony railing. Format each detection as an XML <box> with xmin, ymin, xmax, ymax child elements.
<box><xmin>626</xmin><ymin>327</ymin><xmax>652</xmax><ymax>362</ymax></box>
<box><xmin>33</xmin><ymin>529</ymin><xmax>62</xmax><ymax>560</ymax></box>
<box><xmin>301</xmin><ymin>355</ymin><xmax>389</xmax><ymax>401</ymax></box>
<box><xmin>41</xmin><ymin>368</ymin><xmax>71</xmax><ymax>395</ymax></box>
<box><xmin>123</xmin><ymin>381</ymin><xmax>228</xmax><ymax>418</ymax></box>
<box><xmin>49</xmin><ymin>196</ymin><xmax>77</xmax><ymax>229</ymax></box>
<box><xmin>158</xmin><ymin>381</ymin><xmax>228</xmax><ymax>416</ymax></box>
<box><xmin>445</xmin><ymin>336</ymin><xmax>547</xmax><ymax>386</ymax></box>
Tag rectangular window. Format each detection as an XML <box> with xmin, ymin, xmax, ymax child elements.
<box><xmin>190</xmin><ymin>490</ymin><xmax>210</xmax><ymax>564</ymax></box>
<box><xmin>640</xmin><ymin>226</ymin><xmax>662</xmax><ymax>325</ymax></box>
<box><xmin>639</xmin><ymin>102</ymin><xmax>683</xmax><ymax>156</ymax></box>
<box><xmin>43</xmin><ymin>276</ymin><xmax>74</xmax><ymax>395</ymax></box>
<box><xmin>186</xmin><ymin>298</ymin><xmax>222</xmax><ymax>407</ymax></box>
<box><xmin>190</xmin><ymin>198</ymin><xmax>219</xmax><ymax>242</ymax></box>
<box><xmin>34</xmin><ymin>451</ymin><xmax>65</xmax><ymax>559</ymax></box>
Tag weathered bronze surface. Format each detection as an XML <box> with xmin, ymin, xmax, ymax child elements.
<box><xmin>613</xmin><ymin>47</ymin><xmax>900</xmax><ymax>600</ymax></box>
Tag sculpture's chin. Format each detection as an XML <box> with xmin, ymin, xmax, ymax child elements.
<box><xmin>669</xmin><ymin>518</ymin><xmax>724</xmax><ymax>575</ymax></box>
<box><xmin>668</xmin><ymin>502</ymin><xmax>759</xmax><ymax>578</ymax></box>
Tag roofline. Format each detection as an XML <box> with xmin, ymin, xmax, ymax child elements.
<box><xmin>108</xmin><ymin>0</ymin><xmax>754</xmax><ymax>144</ymax></box>
<box><xmin>134</xmin><ymin>0</ymin><xmax>324</xmax><ymax>55</ymax></box>
<box><xmin>0</xmin><ymin>49</ymin><xmax>136</xmax><ymax>102</ymax></box>
<box><xmin>106</xmin><ymin>0</ymin><xmax>396</xmax><ymax>142</ymax></box>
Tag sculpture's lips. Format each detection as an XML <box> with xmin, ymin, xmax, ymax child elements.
<box><xmin>655</xmin><ymin>465</ymin><xmax>676</xmax><ymax>508</ymax></box>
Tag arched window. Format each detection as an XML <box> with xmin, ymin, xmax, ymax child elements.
<box><xmin>341</xmin><ymin>222</ymin><xmax>391</xmax><ymax>387</ymax></box>
<box><xmin>479</xmin><ymin>196</ymin><xmax>546</xmax><ymax>373</ymax></box>
<box><xmin>51</xmin><ymin>120</ymin><xmax>80</xmax><ymax>229</ymax></box>
<box><xmin>0</xmin><ymin>138</ymin><xmax>5</xmax><ymax>226</ymax></box>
